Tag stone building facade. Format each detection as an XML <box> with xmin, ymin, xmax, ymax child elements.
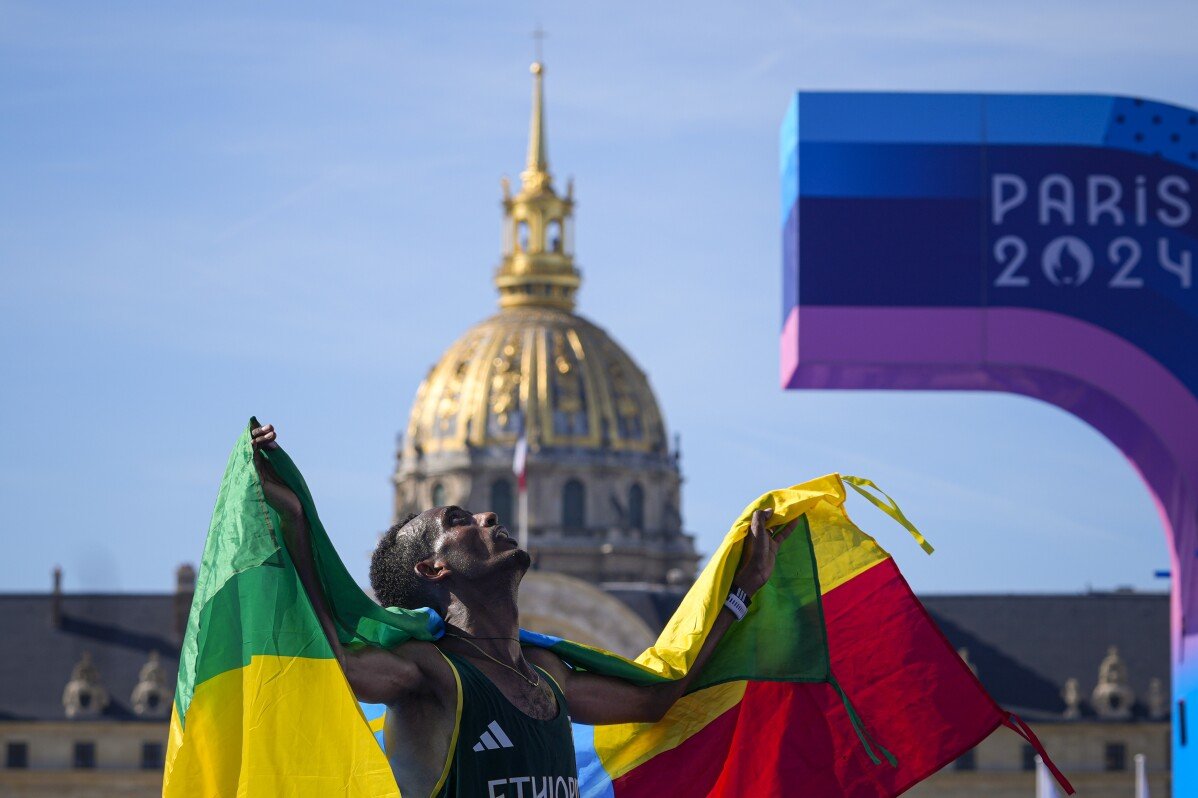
<box><xmin>0</xmin><ymin>573</ymin><xmax>1173</xmax><ymax>796</ymax></box>
<box><xmin>909</xmin><ymin>591</ymin><xmax>1172</xmax><ymax>797</ymax></box>
<box><xmin>907</xmin><ymin>721</ymin><xmax>1169</xmax><ymax>798</ymax></box>
<box><xmin>0</xmin><ymin>567</ymin><xmax>192</xmax><ymax>798</ymax></box>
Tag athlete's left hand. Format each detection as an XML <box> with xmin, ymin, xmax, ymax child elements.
<box><xmin>733</xmin><ymin>508</ymin><xmax>799</xmax><ymax>597</ymax></box>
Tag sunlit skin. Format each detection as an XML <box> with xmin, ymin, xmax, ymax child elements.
<box><xmin>250</xmin><ymin>423</ymin><xmax>795</xmax><ymax>797</ymax></box>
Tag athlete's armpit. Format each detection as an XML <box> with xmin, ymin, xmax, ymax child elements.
<box><xmin>343</xmin><ymin>640</ymin><xmax>453</xmax><ymax>706</ymax></box>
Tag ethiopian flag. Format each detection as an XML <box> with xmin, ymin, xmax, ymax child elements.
<box><xmin>564</xmin><ymin>475</ymin><xmax>1072</xmax><ymax>796</ymax></box>
<box><xmin>165</xmin><ymin>421</ymin><xmax>1071</xmax><ymax>796</ymax></box>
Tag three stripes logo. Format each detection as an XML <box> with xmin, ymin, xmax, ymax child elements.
<box><xmin>471</xmin><ymin>720</ymin><xmax>515</xmax><ymax>753</ymax></box>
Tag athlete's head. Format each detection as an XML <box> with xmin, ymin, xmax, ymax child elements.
<box><xmin>369</xmin><ymin>506</ymin><xmax>529</xmax><ymax>615</ymax></box>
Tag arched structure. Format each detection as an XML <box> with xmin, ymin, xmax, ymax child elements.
<box><xmin>517</xmin><ymin>571</ymin><xmax>656</xmax><ymax>659</ymax></box>
<box><xmin>781</xmin><ymin>91</ymin><xmax>1198</xmax><ymax>787</ymax></box>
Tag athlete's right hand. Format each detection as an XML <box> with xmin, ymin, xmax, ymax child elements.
<box><xmin>733</xmin><ymin>508</ymin><xmax>798</xmax><ymax>597</ymax></box>
<box><xmin>251</xmin><ymin>423</ymin><xmax>303</xmax><ymax>521</ymax></box>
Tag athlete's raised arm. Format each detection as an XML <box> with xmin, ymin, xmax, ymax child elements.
<box><xmin>251</xmin><ymin>424</ymin><xmax>445</xmax><ymax>705</ymax></box>
<box><xmin>527</xmin><ymin>509</ymin><xmax>797</xmax><ymax>725</ymax></box>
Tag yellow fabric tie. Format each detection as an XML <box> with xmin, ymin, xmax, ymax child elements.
<box><xmin>843</xmin><ymin>475</ymin><xmax>934</xmax><ymax>555</ymax></box>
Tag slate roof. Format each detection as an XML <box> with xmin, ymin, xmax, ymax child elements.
<box><xmin>0</xmin><ymin>594</ymin><xmax>181</xmax><ymax>721</ymax></box>
<box><xmin>0</xmin><ymin>589</ymin><xmax>1169</xmax><ymax>724</ymax></box>
<box><xmin>605</xmin><ymin>586</ymin><xmax>1170</xmax><ymax>722</ymax></box>
<box><xmin>922</xmin><ymin>591</ymin><xmax>1169</xmax><ymax>721</ymax></box>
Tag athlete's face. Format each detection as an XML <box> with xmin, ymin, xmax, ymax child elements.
<box><xmin>433</xmin><ymin>505</ymin><xmax>530</xmax><ymax>578</ymax></box>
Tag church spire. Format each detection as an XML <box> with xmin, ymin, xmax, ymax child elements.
<box><xmin>495</xmin><ymin>60</ymin><xmax>580</xmax><ymax>312</ymax></box>
<box><xmin>522</xmin><ymin>62</ymin><xmax>550</xmax><ymax>192</ymax></box>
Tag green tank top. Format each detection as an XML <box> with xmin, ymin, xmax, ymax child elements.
<box><xmin>436</xmin><ymin>652</ymin><xmax>578</xmax><ymax>798</ymax></box>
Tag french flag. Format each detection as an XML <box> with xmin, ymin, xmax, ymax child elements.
<box><xmin>513</xmin><ymin>430</ymin><xmax>529</xmax><ymax>544</ymax></box>
<box><xmin>513</xmin><ymin>432</ymin><xmax>528</xmax><ymax>491</ymax></box>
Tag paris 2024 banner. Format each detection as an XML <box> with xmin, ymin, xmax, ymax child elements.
<box><xmin>780</xmin><ymin>91</ymin><xmax>1198</xmax><ymax>786</ymax></box>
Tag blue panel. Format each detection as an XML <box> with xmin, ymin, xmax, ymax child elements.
<box><xmin>781</xmin><ymin>93</ymin><xmax>800</xmax><ymax>224</ymax></box>
<box><xmin>799</xmin><ymin>143</ymin><xmax>980</xmax><ymax>198</ymax></box>
<box><xmin>781</xmin><ymin>94</ymin><xmax>801</xmax><ymax>325</ymax></box>
<box><xmin>983</xmin><ymin>94</ymin><xmax>1114</xmax><ymax>145</ymax></box>
<box><xmin>781</xmin><ymin>203</ymin><xmax>799</xmax><ymax>325</ymax></box>
<box><xmin>797</xmin><ymin>92</ymin><xmax>983</xmax><ymax>144</ymax></box>
<box><xmin>800</xmin><ymin>196</ymin><xmax>984</xmax><ymax>306</ymax></box>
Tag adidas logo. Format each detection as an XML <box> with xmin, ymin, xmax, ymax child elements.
<box><xmin>471</xmin><ymin>720</ymin><xmax>515</xmax><ymax>752</ymax></box>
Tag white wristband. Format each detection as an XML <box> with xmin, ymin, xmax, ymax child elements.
<box><xmin>724</xmin><ymin>591</ymin><xmax>749</xmax><ymax>621</ymax></box>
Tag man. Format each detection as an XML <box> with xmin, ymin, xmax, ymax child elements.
<box><xmin>251</xmin><ymin>423</ymin><xmax>795</xmax><ymax>798</ymax></box>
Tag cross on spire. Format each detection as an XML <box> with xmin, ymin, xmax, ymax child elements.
<box><xmin>532</xmin><ymin>25</ymin><xmax>547</xmax><ymax>63</ymax></box>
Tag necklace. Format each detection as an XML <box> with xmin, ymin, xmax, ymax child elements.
<box><xmin>446</xmin><ymin>633</ymin><xmax>540</xmax><ymax>688</ymax></box>
<box><xmin>460</xmin><ymin>635</ymin><xmax>521</xmax><ymax>642</ymax></box>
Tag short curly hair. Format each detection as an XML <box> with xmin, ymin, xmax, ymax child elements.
<box><xmin>369</xmin><ymin>512</ymin><xmax>445</xmax><ymax>615</ymax></box>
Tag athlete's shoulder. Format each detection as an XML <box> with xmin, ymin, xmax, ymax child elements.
<box><xmin>386</xmin><ymin>639</ymin><xmax>457</xmax><ymax>703</ymax></box>
<box><xmin>522</xmin><ymin>645</ymin><xmax>569</xmax><ymax>684</ymax></box>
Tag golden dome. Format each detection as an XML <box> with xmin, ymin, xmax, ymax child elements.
<box><xmin>404</xmin><ymin>62</ymin><xmax>668</xmax><ymax>457</ymax></box>
<box><xmin>405</xmin><ymin>306</ymin><xmax>667</xmax><ymax>455</ymax></box>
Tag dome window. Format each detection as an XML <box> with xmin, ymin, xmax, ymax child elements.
<box><xmin>629</xmin><ymin>483</ymin><xmax>645</xmax><ymax>531</ymax></box>
<box><xmin>547</xmin><ymin>219</ymin><xmax>562</xmax><ymax>252</ymax></box>
<box><xmin>431</xmin><ymin>482</ymin><xmax>446</xmax><ymax>508</ymax></box>
<box><xmin>517</xmin><ymin>221</ymin><xmax>530</xmax><ymax>252</ymax></box>
<box><xmin>491</xmin><ymin>479</ymin><xmax>513</xmax><ymax>530</ymax></box>
<box><xmin>563</xmin><ymin>479</ymin><xmax>586</xmax><ymax>532</ymax></box>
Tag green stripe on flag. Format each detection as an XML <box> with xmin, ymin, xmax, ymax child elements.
<box><xmin>544</xmin><ymin>515</ymin><xmax>828</xmax><ymax>690</ymax></box>
<box><xmin>691</xmin><ymin>514</ymin><xmax>829</xmax><ymax>689</ymax></box>
<box><xmin>175</xmin><ymin>420</ymin><xmax>445</xmax><ymax>726</ymax></box>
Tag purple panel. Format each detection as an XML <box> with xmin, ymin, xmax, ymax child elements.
<box><xmin>783</xmin><ymin>304</ymin><xmax>1196</xmax><ymax>648</ymax></box>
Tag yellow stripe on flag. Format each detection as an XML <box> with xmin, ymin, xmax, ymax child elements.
<box><xmin>808</xmin><ymin>499</ymin><xmax>892</xmax><ymax>594</ymax></box>
<box><xmin>164</xmin><ymin>655</ymin><xmax>399</xmax><ymax>798</ymax></box>
<box><xmin>595</xmin><ymin>681</ymin><xmax>748</xmax><ymax>779</ymax></box>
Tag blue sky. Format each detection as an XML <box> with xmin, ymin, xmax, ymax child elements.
<box><xmin>3</xmin><ymin>0</ymin><xmax>1195</xmax><ymax>594</ymax></box>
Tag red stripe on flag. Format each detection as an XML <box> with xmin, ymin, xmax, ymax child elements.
<box><xmin>611</xmin><ymin>699</ymin><xmax>741</xmax><ymax>796</ymax></box>
<box><xmin>789</xmin><ymin>556</ymin><xmax>1005</xmax><ymax>796</ymax></box>
<box><xmin>613</xmin><ymin>557</ymin><xmax>1007</xmax><ymax>796</ymax></box>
